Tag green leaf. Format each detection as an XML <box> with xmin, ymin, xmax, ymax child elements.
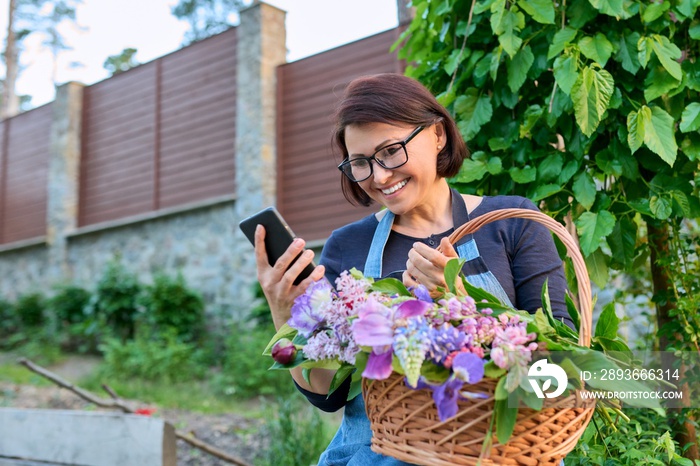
<box><xmin>484</xmin><ymin>361</ymin><xmax>507</xmax><ymax>378</ymax></box>
<box><xmin>615</xmin><ymin>32</ymin><xmax>641</xmax><ymax>75</ymax></box>
<box><xmin>519</xmin><ymin>105</ymin><xmax>543</xmax><ymax>138</ymax></box>
<box><xmin>530</xmin><ymin>183</ymin><xmax>562</xmax><ymax>202</ymax></box>
<box><xmin>518</xmin><ymin>0</ymin><xmax>555</xmax><ymax>23</ymax></box>
<box><xmin>680</xmin><ymin>102</ymin><xmax>700</xmax><ymax>133</ymax></box>
<box><xmin>553</xmin><ymin>53</ymin><xmax>578</xmax><ymax>95</ymax></box>
<box><xmin>510</xmin><ymin>166</ymin><xmax>537</xmax><ymax>183</ymax></box>
<box><xmin>490</xmin><ymin>46</ymin><xmax>504</xmax><ymax>81</ymax></box>
<box><xmin>444</xmin><ymin>48</ymin><xmax>464</xmax><ymax>75</ymax></box>
<box><xmin>548</xmin><ymin>27</ymin><xmax>578</xmax><ymax>59</ymax></box>
<box><xmin>578</xmin><ymin>33</ymin><xmax>614</xmax><ymax>66</ymax></box>
<box><xmin>558</xmin><ymin>160</ymin><xmax>579</xmax><ymax>184</ymax></box>
<box><xmin>444</xmin><ymin>258</ymin><xmax>466</xmax><ymax>294</ymax></box>
<box><xmin>571</xmin><ymin>65</ymin><xmax>614</xmax><ymax>137</ymax></box>
<box><xmin>587</xmin><ymin>0</ymin><xmax>633</xmax><ymax>18</ymax></box>
<box><xmin>627</xmin><ymin>106</ymin><xmax>678</xmax><ymax>166</ymax></box>
<box><xmin>495</xmin><ymin>398</ymin><xmax>518</xmax><ymax>444</ymax></box>
<box><xmin>681</xmin><ymin>133</ymin><xmax>700</xmax><ymax>161</ymax></box>
<box><xmin>650</xmin><ymin>34</ymin><xmax>682</xmax><ymax>81</ymax></box>
<box><xmin>644</xmin><ymin>66</ymin><xmax>681</xmax><ymax>102</ymax></box>
<box><xmin>565</xmin><ymin>293</ymin><xmax>581</xmax><ymax>331</ymax></box>
<box><xmin>538</xmin><ymin>153</ymin><xmax>564</xmax><ymax>181</ymax></box>
<box><xmin>595</xmin><ymin>302</ymin><xmax>620</xmax><ymax>339</ymax></box>
<box><xmin>262</xmin><ymin>323</ymin><xmax>297</xmax><ymax>355</ymax></box>
<box><xmin>462</xmin><ymin>276</ymin><xmax>506</xmax><ymax>305</ymax></box>
<box><xmin>584</xmin><ymin>248</ymin><xmax>609</xmax><ymax>288</ymax></box>
<box><xmin>492</xmin><ymin>7</ymin><xmax>525</xmax><ymax>57</ymax></box>
<box><xmin>691</xmin><ymin>21</ymin><xmax>700</xmax><ymax>40</ymax></box>
<box><xmin>575</xmin><ymin>211</ymin><xmax>616</xmax><ymax>257</ymax></box>
<box><xmin>609</xmin><ymin>216</ymin><xmax>637</xmax><ymax>269</ymax></box>
<box><xmin>455</xmin><ymin>89</ymin><xmax>494</xmax><ymax>141</ymax></box>
<box><xmin>670</xmin><ymin>190</ymin><xmax>690</xmax><ymax>217</ymax></box>
<box><xmin>637</xmin><ymin>36</ymin><xmax>654</xmax><ymax>69</ymax></box>
<box><xmin>642</xmin><ymin>0</ymin><xmax>670</xmax><ymax>23</ymax></box>
<box><xmin>650</xmin><ymin>194</ymin><xmax>673</xmax><ymax>220</ymax></box>
<box><xmin>572</xmin><ymin>171</ymin><xmax>597</xmax><ymax>210</ymax></box>
<box><xmin>329</xmin><ymin>364</ymin><xmax>355</xmax><ymax>396</ymax></box>
<box><xmin>371</xmin><ymin>278</ymin><xmax>412</xmax><ymax>296</ymax></box>
<box><xmin>507</xmin><ymin>45</ymin><xmax>534</xmax><ymax>92</ymax></box>
<box><xmin>595</xmin><ymin>149</ymin><xmax>622</xmax><ymax>176</ymax></box>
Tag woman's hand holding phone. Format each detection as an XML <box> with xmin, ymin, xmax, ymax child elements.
<box><xmin>253</xmin><ymin>224</ymin><xmax>325</xmax><ymax>330</ymax></box>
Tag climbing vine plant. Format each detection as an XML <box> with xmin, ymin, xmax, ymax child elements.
<box><xmin>397</xmin><ymin>0</ymin><xmax>699</xmax><ymax>285</ymax></box>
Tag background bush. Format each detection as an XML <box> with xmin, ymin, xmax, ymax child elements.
<box><xmin>87</xmin><ymin>260</ymin><xmax>142</xmax><ymax>342</ymax></box>
<box><xmin>98</xmin><ymin>329</ymin><xmax>206</xmax><ymax>383</ymax></box>
<box><xmin>139</xmin><ymin>272</ymin><xmax>205</xmax><ymax>343</ymax></box>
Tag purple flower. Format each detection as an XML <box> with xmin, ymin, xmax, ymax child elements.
<box><xmin>427</xmin><ymin>323</ymin><xmax>469</xmax><ymax>364</ymax></box>
<box><xmin>288</xmin><ymin>279</ymin><xmax>332</xmax><ymax>337</ymax></box>
<box><xmin>363</xmin><ymin>349</ymin><xmax>393</xmax><ymax>380</ymax></box>
<box><xmin>451</xmin><ymin>352</ymin><xmax>485</xmax><ymax>384</ymax></box>
<box><xmin>352</xmin><ymin>297</ymin><xmax>430</xmax><ymax>347</ymax></box>
<box><xmin>412</xmin><ymin>284</ymin><xmax>433</xmax><ymax>303</ymax></box>
<box><xmin>433</xmin><ymin>377</ymin><xmax>463</xmax><ymax>421</ymax></box>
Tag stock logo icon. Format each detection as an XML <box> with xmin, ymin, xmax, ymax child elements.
<box><xmin>528</xmin><ymin>359</ymin><xmax>567</xmax><ymax>399</ymax></box>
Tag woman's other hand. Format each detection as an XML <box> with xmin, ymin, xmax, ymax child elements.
<box><xmin>403</xmin><ymin>237</ymin><xmax>462</xmax><ymax>295</ymax></box>
<box><xmin>254</xmin><ymin>224</ymin><xmax>326</xmax><ymax>330</ymax></box>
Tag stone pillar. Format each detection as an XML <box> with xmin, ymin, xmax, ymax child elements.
<box><xmin>396</xmin><ymin>0</ymin><xmax>416</xmax><ymax>25</ymax></box>
<box><xmin>231</xmin><ymin>1</ymin><xmax>286</xmax><ymax>317</ymax></box>
<box><xmin>234</xmin><ymin>1</ymin><xmax>286</xmax><ymax>216</ymax></box>
<box><xmin>46</xmin><ymin>82</ymin><xmax>84</xmax><ymax>282</ymax></box>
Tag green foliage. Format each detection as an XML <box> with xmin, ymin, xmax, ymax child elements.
<box><xmin>398</xmin><ymin>0</ymin><xmax>700</xmax><ymax>282</ymax></box>
<box><xmin>0</xmin><ymin>298</ymin><xmax>18</xmax><ymax>346</ymax></box>
<box><xmin>139</xmin><ymin>272</ymin><xmax>205</xmax><ymax>343</ymax></box>
<box><xmin>566</xmin><ymin>409</ymin><xmax>691</xmax><ymax>465</ymax></box>
<box><xmin>50</xmin><ymin>285</ymin><xmax>90</xmax><ymax>325</ymax></box>
<box><xmin>98</xmin><ymin>330</ymin><xmax>206</xmax><ymax>383</ymax></box>
<box><xmin>14</xmin><ymin>292</ymin><xmax>46</xmax><ymax>328</ymax></box>
<box><xmin>171</xmin><ymin>0</ymin><xmax>248</xmax><ymax>44</ymax></box>
<box><xmin>102</xmin><ymin>47</ymin><xmax>139</xmax><ymax>76</ymax></box>
<box><xmin>87</xmin><ymin>260</ymin><xmax>143</xmax><ymax>341</ymax></box>
<box><xmin>214</xmin><ymin>321</ymin><xmax>295</xmax><ymax>399</ymax></box>
<box><xmin>255</xmin><ymin>394</ymin><xmax>333</xmax><ymax>466</ymax></box>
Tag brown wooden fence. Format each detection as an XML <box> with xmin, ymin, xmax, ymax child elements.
<box><xmin>80</xmin><ymin>29</ymin><xmax>238</xmax><ymax>227</ymax></box>
<box><xmin>0</xmin><ymin>26</ymin><xmax>402</xmax><ymax>245</ymax></box>
<box><xmin>0</xmin><ymin>104</ymin><xmax>52</xmax><ymax>244</ymax></box>
<box><xmin>276</xmin><ymin>29</ymin><xmax>404</xmax><ymax>242</ymax></box>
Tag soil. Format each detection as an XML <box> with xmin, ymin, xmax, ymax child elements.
<box><xmin>0</xmin><ymin>355</ymin><xmax>267</xmax><ymax>466</ymax></box>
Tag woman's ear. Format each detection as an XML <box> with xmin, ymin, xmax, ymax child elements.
<box><xmin>434</xmin><ymin>120</ymin><xmax>447</xmax><ymax>149</ymax></box>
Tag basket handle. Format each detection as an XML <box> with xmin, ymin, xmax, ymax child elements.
<box><xmin>444</xmin><ymin>208</ymin><xmax>592</xmax><ymax>347</ymax></box>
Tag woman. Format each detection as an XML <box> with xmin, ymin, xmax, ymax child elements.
<box><xmin>254</xmin><ymin>73</ymin><xmax>569</xmax><ymax>465</ymax></box>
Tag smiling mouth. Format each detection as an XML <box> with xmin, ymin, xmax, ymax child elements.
<box><xmin>381</xmin><ymin>179</ymin><xmax>408</xmax><ymax>195</ymax></box>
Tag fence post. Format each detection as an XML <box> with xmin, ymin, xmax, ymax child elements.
<box><xmin>46</xmin><ymin>81</ymin><xmax>84</xmax><ymax>282</ymax></box>
<box><xmin>232</xmin><ymin>1</ymin><xmax>286</xmax><ymax>311</ymax></box>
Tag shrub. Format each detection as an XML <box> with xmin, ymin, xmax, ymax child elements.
<box><xmin>139</xmin><ymin>272</ymin><xmax>205</xmax><ymax>342</ymax></box>
<box><xmin>88</xmin><ymin>261</ymin><xmax>143</xmax><ymax>341</ymax></box>
<box><xmin>50</xmin><ymin>285</ymin><xmax>91</xmax><ymax>325</ymax></box>
<box><xmin>214</xmin><ymin>321</ymin><xmax>294</xmax><ymax>399</ymax></box>
<box><xmin>98</xmin><ymin>330</ymin><xmax>206</xmax><ymax>383</ymax></box>
<box><xmin>0</xmin><ymin>298</ymin><xmax>17</xmax><ymax>346</ymax></box>
<box><xmin>256</xmin><ymin>394</ymin><xmax>333</xmax><ymax>466</ymax></box>
<box><xmin>14</xmin><ymin>292</ymin><xmax>46</xmax><ymax>329</ymax></box>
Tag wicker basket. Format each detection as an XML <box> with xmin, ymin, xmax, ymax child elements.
<box><xmin>362</xmin><ymin>208</ymin><xmax>596</xmax><ymax>466</ymax></box>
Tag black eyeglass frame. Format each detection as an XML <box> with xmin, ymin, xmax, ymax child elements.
<box><xmin>337</xmin><ymin>125</ymin><xmax>426</xmax><ymax>182</ymax></box>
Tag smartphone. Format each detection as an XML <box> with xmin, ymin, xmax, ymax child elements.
<box><xmin>239</xmin><ymin>206</ymin><xmax>316</xmax><ymax>285</ymax></box>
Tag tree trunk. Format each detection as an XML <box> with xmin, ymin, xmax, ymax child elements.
<box><xmin>2</xmin><ymin>0</ymin><xmax>20</xmax><ymax>119</ymax></box>
<box><xmin>648</xmin><ymin>221</ymin><xmax>699</xmax><ymax>461</ymax></box>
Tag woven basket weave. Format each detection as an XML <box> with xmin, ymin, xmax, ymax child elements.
<box><xmin>362</xmin><ymin>208</ymin><xmax>596</xmax><ymax>466</ymax></box>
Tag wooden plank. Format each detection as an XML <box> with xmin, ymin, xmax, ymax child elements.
<box><xmin>0</xmin><ymin>409</ymin><xmax>176</xmax><ymax>466</ymax></box>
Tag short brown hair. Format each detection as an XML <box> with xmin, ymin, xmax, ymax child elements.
<box><xmin>332</xmin><ymin>73</ymin><xmax>469</xmax><ymax>206</ymax></box>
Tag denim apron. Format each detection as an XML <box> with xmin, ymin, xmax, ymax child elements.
<box><xmin>318</xmin><ymin>192</ymin><xmax>514</xmax><ymax>466</ymax></box>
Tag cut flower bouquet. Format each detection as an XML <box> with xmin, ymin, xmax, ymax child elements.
<box><xmin>264</xmin><ymin>260</ymin><xmax>660</xmax><ymax>446</ymax></box>
<box><xmin>263</xmin><ymin>210</ymin><xmax>668</xmax><ymax>466</ymax></box>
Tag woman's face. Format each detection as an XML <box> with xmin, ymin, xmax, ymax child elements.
<box><xmin>344</xmin><ymin>122</ymin><xmax>446</xmax><ymax>216</ymax></box>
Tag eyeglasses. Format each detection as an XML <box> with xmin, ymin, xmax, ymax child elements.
<box><xmin>338</xmin><ymin>126</ymin><xmax>425</xmax><ymax>182</ymax></box>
